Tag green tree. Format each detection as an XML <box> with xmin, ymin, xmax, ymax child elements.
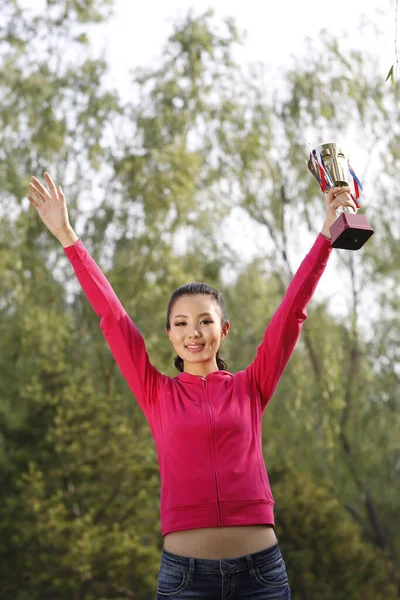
<box><xmin>0</xmin><ymin>4</ymin><xmax>258</xmax><ymax>598</ymax></box>
<box><xmin>1</xmin><ymin>2</ymin><xmax>399</xmax><ymax>598</ymax></box>
<box><xmin>274</xmin><ymin>468</ymin><xmax>397</xmax><ymax>600</ymax></box>
<box><xmin>223</xmin><ymin>28</ymin><xmax>400</xmax><ymax>590</ymax></box>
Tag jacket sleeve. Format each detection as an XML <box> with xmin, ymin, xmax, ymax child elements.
<box><xmin>245</xmin><ymin>233</ymin><xmax>333</xmax><ymax>413</ymax></box>
<box><xmin>63</xmin><ymin>239</ymin><xmax>163</xmax><ymax>417</ymax></box>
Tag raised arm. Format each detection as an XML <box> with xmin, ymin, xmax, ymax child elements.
<box><xmin>28</xmin><ymin>173</ymin><xmax>163</xmax><ymax>418</ymax></box>
<box><xmin>246</xmin><ymin>185</ymin><xmax>358</xmax><ymax>413</ymax></box>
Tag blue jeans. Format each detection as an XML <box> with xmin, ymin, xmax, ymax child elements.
<box><xmin>157</xmin><ymin>541</ymin><xmax>292</xmax><ymax>599</ymax></box>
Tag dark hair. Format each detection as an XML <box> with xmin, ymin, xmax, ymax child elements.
<box><xmin>166</xmin><ymin>282</ymin><xmax>228</xmax><ymax>373</ymax></box>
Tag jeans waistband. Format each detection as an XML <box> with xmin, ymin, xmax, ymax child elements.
<box><xmin>161</xmin><ymin>541</ymin><xmax>282</xmax><ymax>575</ymax></box>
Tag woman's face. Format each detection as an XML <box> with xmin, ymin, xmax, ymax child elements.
<box><xmin>166</xmin><ymin>294</ymin><xmax>230</xmax><ymax>377</ymax></box>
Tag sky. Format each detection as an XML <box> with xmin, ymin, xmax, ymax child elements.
<box><xmin>90</xmin><ymin>1</ymin><xmax>395</xmax><ymax>193</ymax></box>
<box><xmin>92</xmin><ymin>0</ymin><xmax>395</xmax><ymax>96</ymax></box>
<box><xmin>86</xmin><ymin>0</ymin><xmax>396</xmax><ymax>322</ymax></box>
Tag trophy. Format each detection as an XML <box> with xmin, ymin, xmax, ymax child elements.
<box><xmin>307</xmin><ymin>142</ymin><xmax>374</xmax><ymax>250</ymax></box>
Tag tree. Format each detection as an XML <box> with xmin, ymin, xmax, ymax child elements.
<box><xmin>223</xmin><ymin>28</ymin><xmax>400</xmax><ymax>588</ymax></box>
<box><xmin>274</xmin><ymin>467</ymin><xmax>397</xmax><ymax>600</ymax></box>
<box><xmin>1</xmin><ymin>2</ymin><xmax>399</xmax><ymax>597</ymax></box>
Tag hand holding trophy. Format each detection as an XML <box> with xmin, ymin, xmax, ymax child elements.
<box><xmin>308</xmin><ymin>142</ymin><xmax>374</xmax><ymax>250</ymax></box>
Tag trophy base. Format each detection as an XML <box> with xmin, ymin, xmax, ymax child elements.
<box><xmin>329</xmin><ymin>213</ymin><xmax>374</xmax><ymax>250</ymax></box>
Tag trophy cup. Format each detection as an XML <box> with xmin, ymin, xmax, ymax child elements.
<box><xmin>307</xmin><ymin>142</ymin><xmax>374</xmax><ymax>250</ymax></box>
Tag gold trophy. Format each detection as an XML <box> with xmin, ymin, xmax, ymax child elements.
<box><xmin>308</xmin><ymin>142</ymin><xmax>374</xmax><ymax>250</ymax></box>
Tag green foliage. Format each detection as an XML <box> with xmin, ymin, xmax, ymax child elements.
<box><xmin>3</xmin><ymin>376</ymin><xmax>160</xmax><ymax>599</ymax></box>
<box><xmin>0</xmin><ymin>1</ymin><xmax>399</xmax><ymax>598</ymax></box>
<box><xmin>386</xmin><ymin>64</ymin><xmax>395</xmax><ymax>85</ymax></box>
<box><xmin>0</xmin><ymin>0</ymin><xmax>120</xmax><ymax>222</ymax></box>
<box><xmin>274</xmin><ymin>468</ymin><xmax>397</xmax><ymax>599</ymax></box>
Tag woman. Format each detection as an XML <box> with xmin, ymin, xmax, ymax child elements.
<box><xmin>28</xmin><ymin>172</ymin><xmax>357</xmax><ymax>599</ymax></box>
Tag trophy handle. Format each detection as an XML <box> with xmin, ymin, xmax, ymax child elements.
<box><xmin>336</xmin><ymin>205</ymin><xmax>356</xmax><ymax>218</ymax></box>
<box><xmin>333</xmin><ymin>181</ymin><xmax>356</xmax><ymax>218</ymax></box>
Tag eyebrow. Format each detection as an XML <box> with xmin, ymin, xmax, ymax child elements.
<box><xmin>172</xmin><ymin>312</ymin><xmax>213</xmax><ymax>319</ymax></box>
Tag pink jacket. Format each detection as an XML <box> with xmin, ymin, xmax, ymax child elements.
<box><xmin>64</xmin><ymin>234</ymin><xmax>332</xmax><ymax>536</ymax></box>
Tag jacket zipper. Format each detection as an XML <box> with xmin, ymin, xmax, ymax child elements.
<box><xmin>203</xmin><ymin>377</ymin><xmax>223</xmax><ymax>527</ymax></box>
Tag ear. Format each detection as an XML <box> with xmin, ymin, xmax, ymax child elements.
<box><xmin>220</xmin><ymin>320</ymin><xmax>230</xmax><ymax>340</ymax></box>
<box><xmin>166</xmin><ymin>327</ymin><xmax>172</xmax><ymax>342</ymax></box>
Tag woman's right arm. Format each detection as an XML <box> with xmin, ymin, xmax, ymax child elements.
<box><xmin>28</xmin><ymin>172</ymin><xmax>163</xmax><ymax>417</ymax></box>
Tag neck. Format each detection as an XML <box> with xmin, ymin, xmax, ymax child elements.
<box><xmin>183</xmin><ymin>359</ymin><xmax>219</xmax><ymax>377</ymax></box>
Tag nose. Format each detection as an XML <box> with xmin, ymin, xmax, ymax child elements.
<box><xmin>188</xmin><ymin>329</ymin><xmax>200</xmax><ymax>339</ymax></box>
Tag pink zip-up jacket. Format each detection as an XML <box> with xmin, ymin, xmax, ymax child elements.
<box><xmin>64</xmin><ymin>233</ymin><xmax>332</xmax><ymax>536</ymax></box>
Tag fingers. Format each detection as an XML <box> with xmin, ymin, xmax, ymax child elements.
<box><xmin>58</xmin><ymin>185</ymin><xmax>65</xmax><ymax>202</ymax></box>
<box><xmin>29</xmin><ymin>183</ymin><xmax>45</xmax><ymax>207</ymax></box>
<box><xmin>328</xmin><ymin>186</ymin><xmax>357</xmax><ymax>212</ymax></box>
<box><xmin>27</xmin><ymin>195</ymin><xmax>41</xmax><ymax>210</ymax></box>
<box><xmin>29</xmin><ymin>172</ymin><xmax>59</xmax><ymax>207</ymax></box>
<box><xmin>327</xmin><ymin>185</ymin><xmax>350</xmax><ymax>201</ymax></box>
<box><xmin>44</xmin><ymin>172</ymin><xmax>59</xmax><ymax>204</ymax></box>
<box><xmin>30</xmin><ymin>176</ymin><xmax>50</xmax><ymax>198</ymax></box>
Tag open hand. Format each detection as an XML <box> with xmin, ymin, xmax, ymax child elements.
<box><xmin>28</xmin><ymin>172</ymin><xmax>71</xmax><ymax>239</ymax></box>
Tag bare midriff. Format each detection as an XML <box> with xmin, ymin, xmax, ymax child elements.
<box><xmin>163</xmin><ymin>525</ymin><xmax>277</xmax><ymax>560</ymax></box>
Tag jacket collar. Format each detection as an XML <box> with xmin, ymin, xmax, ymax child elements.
<box><xmin>176</xmin><ymin>370</ymin><xmax>233</xmax><ymax>384</ymax></box>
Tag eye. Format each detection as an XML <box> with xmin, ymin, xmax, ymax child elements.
<box><xmin>200</xmin><ymin>319</ymin><xmax>213</xmax><ymax>325</ymax></box>
<box><xmin>174</xmin><ymin>322</ymin><xmax>186</xmax><ymax>327</ymax></box>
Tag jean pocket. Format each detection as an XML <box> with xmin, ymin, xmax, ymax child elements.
<box><xmin>157</xmin><ymin>563</ymin><xmax>190</xmax><ymax>596</ymax></box>
<box><xmin>254</xmin><ymin>556</ymin><xmax>289</xmax><ymax>590</ymax></box>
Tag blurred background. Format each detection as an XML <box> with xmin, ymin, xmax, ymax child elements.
<box><xmin>0</xmin><ymin>0</ymin><xmax>399</xmax><ymax>598</ymax></box>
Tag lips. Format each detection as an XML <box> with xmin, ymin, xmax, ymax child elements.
<box><xmin>185</xmin><ymin>344</ymin><xmax>205</xmax><ymax>352</ymax></box>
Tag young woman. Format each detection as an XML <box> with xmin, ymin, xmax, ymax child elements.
<box><xmin>28</xmin><ymin>172</ymin><xmax>357</xmax><ymax>599</ymax></box>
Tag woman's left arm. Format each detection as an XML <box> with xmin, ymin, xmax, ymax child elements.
<box><xmin>245</xmin><ymin>186</ymin><xmax>357</xmax><ymax>412</ymax></box>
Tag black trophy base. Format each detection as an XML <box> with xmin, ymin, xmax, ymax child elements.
<box><xmin>329</xmin><ymin>213</ymin><xmax>374</xmax><ymax>250</ymax></box>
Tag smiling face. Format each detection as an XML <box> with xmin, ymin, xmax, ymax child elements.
<box><xmin>166</xmin><ymin>294</ymin><xmax>230</xmax><ymax>377</ymax></box>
